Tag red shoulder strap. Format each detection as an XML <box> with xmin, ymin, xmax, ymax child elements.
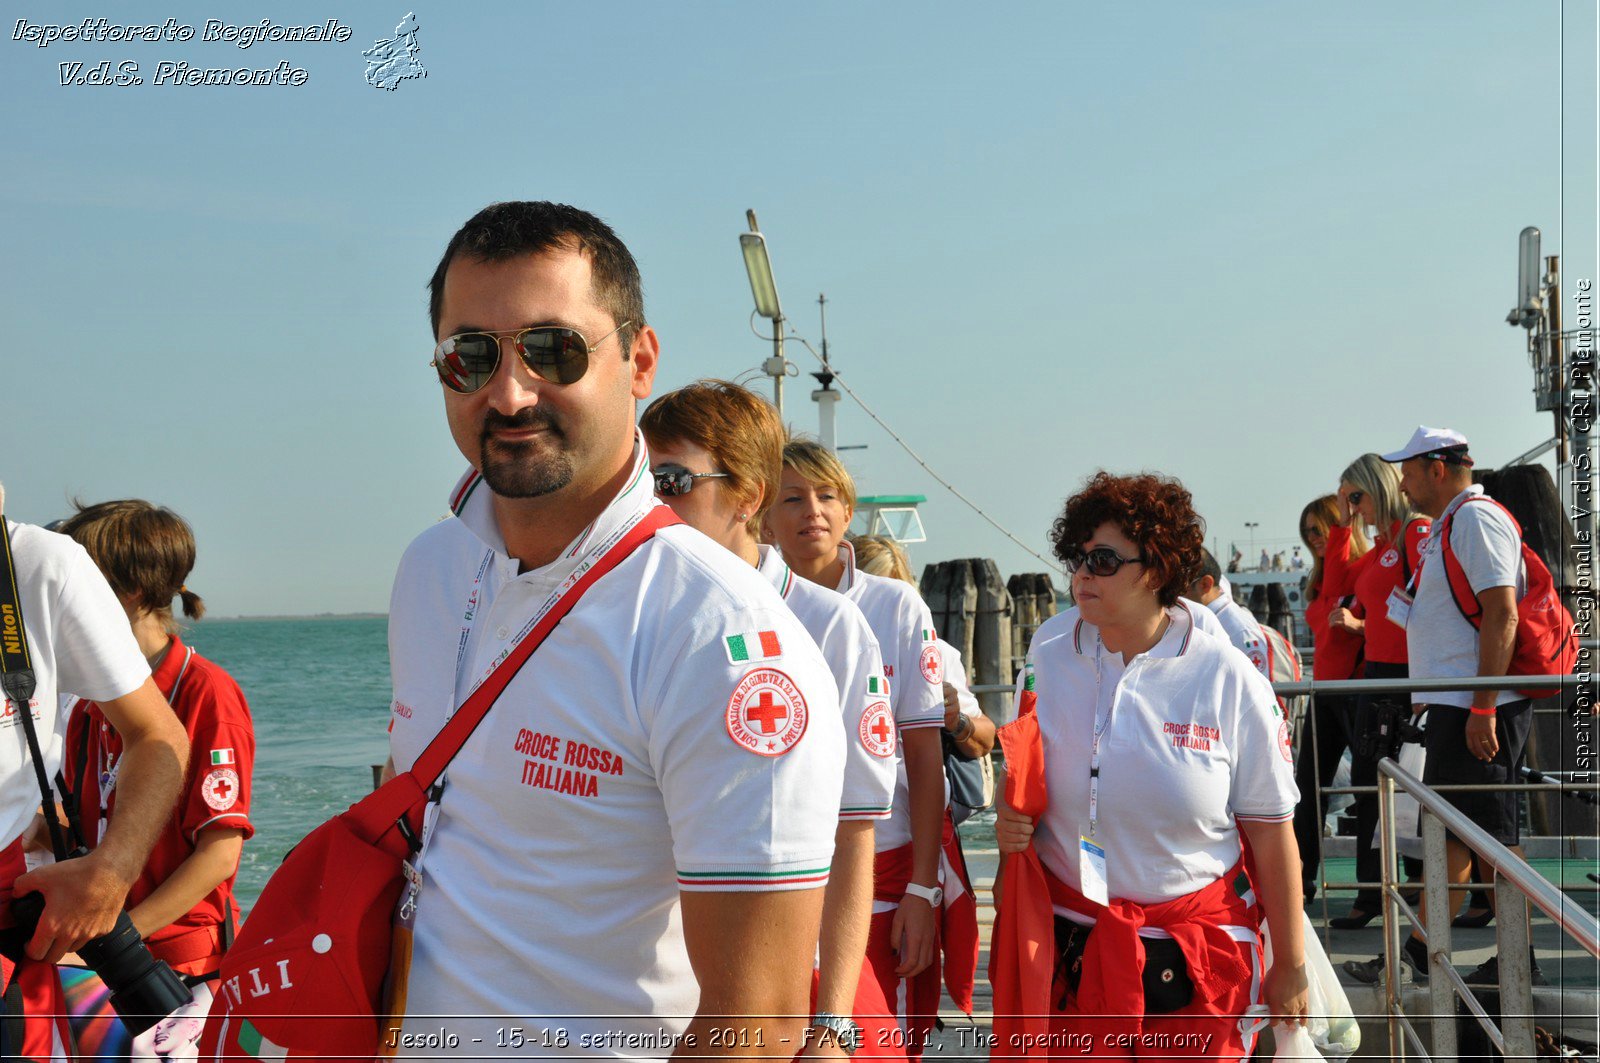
<box><xmin>411</xmin><ymin>505</ymin><xmax>680</xmax><ymax>787</ymax></box>
<box><xmin>1438</xmin><ymin>497</ymin><xmax>1521</xmax><ymax>629</ymax></box>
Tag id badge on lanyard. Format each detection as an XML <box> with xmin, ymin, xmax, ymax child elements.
<box><xmin>1083</xmin><ymin>647</ymin><xmax>1113</xmax><ymax>906</ymax></box>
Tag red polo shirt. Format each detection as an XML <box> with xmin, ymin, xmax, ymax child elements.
<box><xmin>63</xmin><ymin>634</ymin><xmax>255</xmax><ymax>969</ymax></box>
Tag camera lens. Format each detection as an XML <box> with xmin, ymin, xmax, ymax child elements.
<box><xmin>76</xmin><ymin>911</ymin><xmax>193</xmax><ymax>1035</ymax></box>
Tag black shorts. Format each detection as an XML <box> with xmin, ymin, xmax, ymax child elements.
<box><xmin>1421</xmin><ymin>700</ymin><xmax>1533</xmax><ymax>846</ymax></box>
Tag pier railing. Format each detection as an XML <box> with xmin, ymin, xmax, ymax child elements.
<box><xmin>1375</xmin><ymin>755</ymin><xmax>1599</xmax><ymax>1061</ymax></box>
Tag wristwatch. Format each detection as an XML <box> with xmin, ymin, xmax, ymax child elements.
<box><xmin>903</xmin><ymin>881</ymin><xmax>943</xmax><ymax>907</ymax></box>
<box><xmin>810</xmin><ymin>1012</ymin><xmax>862</xmax><ymax>1055</ymax></box>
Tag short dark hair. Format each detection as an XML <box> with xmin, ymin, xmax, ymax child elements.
<box><xmin>1050</xmin><ymin>471</ymin><xmax>1205</xmax><ymax>607</ymax></box>
<box><xmin>1194</xmin><ymin>547</ymin><xmax>1221</xmax><ymax>587</ymax></box>
<box><xmin>427</xmin><ymin>201</ymin><xmax>645</xmax><ymax>358</ymax></box>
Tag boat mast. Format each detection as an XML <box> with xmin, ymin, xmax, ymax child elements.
<box><xmin>812</xmin><ymin>293</ymin><xmax>840</xmax><ymax>451</ymax></box>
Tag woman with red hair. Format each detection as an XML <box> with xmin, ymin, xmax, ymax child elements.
<box><xmin>991</xmin><ymin>472</ymin><xmax>1305</xmax><ymax>1060</ymax></box>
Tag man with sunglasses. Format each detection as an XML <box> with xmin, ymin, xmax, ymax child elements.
<box><xmin>382</xmin><ymin>202</ymin><xmax>845</xmax><ymax>1057</ymax></box>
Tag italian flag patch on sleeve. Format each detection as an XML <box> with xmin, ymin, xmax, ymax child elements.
<box><xmin>724</xmin><ymin>630</ymin><xmax>782</xmax><ymax>663</ymax></box>
<box><xmin>210</xmin><ymin>748</ymin><xmax>236</xmax><ymax>766</ymax></box>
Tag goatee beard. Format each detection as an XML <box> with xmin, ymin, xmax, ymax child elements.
<box><xmin>479</xmin><ymin>408</ymin><xmax>573</xmax><ymax>499</ymax></box>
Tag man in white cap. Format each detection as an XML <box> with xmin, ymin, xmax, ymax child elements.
<box><xmin>1344</xmin><ymin>426</ymin><xmax>1542</xmax><ymax>987</ymax></box>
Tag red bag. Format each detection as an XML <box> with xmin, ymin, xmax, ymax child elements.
<box><xmin>199</xmin><ymin>507</ymin><xmax>677</xmax><ymax>1059</ymax></box>
<box><xmin>1438</xmin><ymin>497</ymin><xmax>1579</xmax><ymax>699</ymax></box>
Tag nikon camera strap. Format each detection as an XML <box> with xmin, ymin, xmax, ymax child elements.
<box><xmin>0</xmin><ymin>517</ymin><xmax>73</xmax><ymax>862</ymax></box>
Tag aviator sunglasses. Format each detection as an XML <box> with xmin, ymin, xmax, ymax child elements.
<box><xmin>431</xmin><ymin>321</ymin><xmax>632</xmax><ymax>394</ymax></box>
<box><xmin>1063</xmin><ymin>546</ymin><xmax>1147</xmax><ymax>577</ymax></box>
<box><xmin>652</xmin><ymin>463</ymin><xmax>729</xmax><ymax>497</ymax></box>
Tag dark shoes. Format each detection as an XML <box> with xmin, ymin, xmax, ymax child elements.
<box><xmin>1463</xmin><ymin>955</ymin><xmax>1548</xmax><ymax>988</ymax></box>
<box><xmin>1343</xmin><ymin>937</ymin><xmax>1430</xmax><ymax>985</ymax></box>
<box><xmin>1329</xmin><ymin>907</ymin><xmax>1379</xmax><ymax>930</ymax></box>
<box><xmin>1453</xmin><ymin>907</ymin><xmax>1495</xmax><ymax>929</ymax></box>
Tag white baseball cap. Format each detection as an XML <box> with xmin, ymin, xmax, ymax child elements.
<box><xmin>1380</xmin><ymin>425</ymin><xmax>1474</xmax><ymax>465</ymax></box>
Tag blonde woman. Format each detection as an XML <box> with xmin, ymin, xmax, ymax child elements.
<box><xmin>767</xmin><ymin>444</ymin><xmax>947</xmax><ymax>1059</ymax></box>
<box><xmin>1324</xmin><ymin>455</ymin><xmax>1430</xmax><ymax>937</ymax></box>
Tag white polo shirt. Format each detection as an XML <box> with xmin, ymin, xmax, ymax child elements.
<box><xmin>1</xmin><ymin>520</ymin><xmax>149</xmax><ymax>849</ymax></box>
<box><xmin>1408</xmin><ymin>486</ymin><xmax>1526</xmax><ymax>709</ymax></box>
<box><xmin>1026</xmin><ymin>603</ymin><xmax>1299</xmax><ymax>906</ymax></box>
<box><xmin>387</xmin><ymin>441</ymin><xmax>844</xmax><ymax>1057</ymax></box>
<box><xmin>831</xmin><ymin>542</ymin><xmax>945</xmax><ymax>854</ymax></box>
<box><xmin>1201</xmin><ymin>591</ymin><xmax>1272</xmax><ymax>679</ymax></box>
<box><xmin>757</xmin><ymin>545</ymin><xmax>897</xmax><ymax>821</ymax></box>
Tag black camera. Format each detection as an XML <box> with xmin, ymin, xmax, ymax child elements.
<box><xmin>1356</xmin><ymin>699</ymin><xmax>1427</xmax><ymax>762</ymax></box>
<box><xmin>4</xmin><ymin>853</ymin><xmax>191</xmax><ymax>1035</ymax></box>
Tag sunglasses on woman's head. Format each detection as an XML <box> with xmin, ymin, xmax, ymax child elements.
<box><xmin>651</xmin><ymin>463</ymin><xmax>729</xmax><ymax>497</ymax></box>
<box><xmin>1063</xmin><ymin>546</ymin><xmax>1147</xmax><ymax>577</ymax></box>
<box><xmin>431</xmin><ymin>321</ymin><xmax>632</xmax><ymax>394</ymax></box>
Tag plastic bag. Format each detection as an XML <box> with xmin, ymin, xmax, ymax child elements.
<box><xmin>1272</xmin><ymin>1022</ymin><xmax>1328</xmax><ymax>1061</ymax></box>
<box><xmin>1376</xmin><ymin>718</ymin><xmax>1428</xmax><ymax>860</ymax></box>
<box><xmin>1260</xmin><ymin>912</ymin><xmax>1361</xmax><ymax>1058</ymax></box>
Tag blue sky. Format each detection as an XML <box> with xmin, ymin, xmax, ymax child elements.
<box><xmin>4</xmin><ymin>1</ymin><xmax>1596</xmax><ymax>615</ymax></box>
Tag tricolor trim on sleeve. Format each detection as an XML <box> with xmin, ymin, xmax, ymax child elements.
<box><xmin>187</xmin><ymin>811</ymin><xmax>252</xmax><ymax>842</ymax></box>
<box><xmin>895</xmin><ymin>717</ymin><xmax>945</xmax><ymax>731</ymax></box>
<box><xmin>1234</xmin><ymin>809</ymin><xmax>1295</xmax><ymax>824</ymax></box>
<box><xmin>839</xmin><ymin>805</ymin><xmax>893</xmax><ymax>821</ymax></box>
<box><xmin>677</xmin><ymin>865</ymin><xmax>832</xmax><ymax>891</ymax></box>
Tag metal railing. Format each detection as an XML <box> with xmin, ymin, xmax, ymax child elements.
<box><xmin>1375</xmin><ymin>756</ymin><xmax>1600</xmax><ymax>1061</ymax></box>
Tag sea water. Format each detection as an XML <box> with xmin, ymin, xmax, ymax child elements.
<box><xmin>189</xmin><ymin>616</ymin><xmax>392</xmax><ymax>911</ymax></box>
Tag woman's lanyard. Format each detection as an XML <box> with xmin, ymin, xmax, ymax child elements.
<box><xmin>99</xmin><ymin>643</ymin><xmax>193</xmax><ymax>811</ymax></box>
<box><xmin>1087</xmin><ymin>612</ymin><xmax>1175</xmax><ymax>838</ymax></box>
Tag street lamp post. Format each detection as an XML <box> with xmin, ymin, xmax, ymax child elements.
<box><xmin>739</xmin><ymin>209</ymin><xmax>786</xmax><ymax>418</ymax></box>
<box><xmin>1245</xmin><ymin>522</ymin><xmax>1260</xmax><ymax>569</ymax></box>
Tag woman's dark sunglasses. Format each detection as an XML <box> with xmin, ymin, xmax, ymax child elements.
<box><xmin>1063</xmin><ymin>546</ymin><xmax>1147</xmax><ymax>577</ymax></box>
<box><xmin>652</xmin><ymin>463</ymin><xmax>729</xmax><ymax>497</ymax></box>
<box><xmin>431</xmin><ymin>321</ymin><xmax>631</xmax><ymax>394</ymax></box>
<box><xmin>1347</xmin><ymin>490</ymin><xmax>1365</xmax><ymax>507</ymax></box>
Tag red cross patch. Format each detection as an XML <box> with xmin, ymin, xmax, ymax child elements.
<box><xmin>203</xmin><ymin>767</ymin><xmax>241</xmax><ymax>811</ymax></box>
<box><xmin>858</xmin><ymin>700</ymin><xmax>896</xmax><ymax>758</ymax></box>
<box><xmin>1278</xmin><ymin>721</ymin><xmax>1294</xmax><ymax>763</ymax></box>
<box><xmin>726</xmin><ymin>668</ymin><xmax>809</xmax><ymax>757</ymax></box>
<box><xmin>919</xmin><ymin>643</ymin><xmax>943</xmax><ymax>685</ymax></box>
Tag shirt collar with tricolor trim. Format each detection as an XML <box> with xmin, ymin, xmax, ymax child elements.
<box><xmin>445</xmin><ymin>428</ymin><xmax>657</xmax><ymax>578</ymax></box>
<box><xmin>1072</xmin><ymin>600</ymin><xmax>1197</xmax><ymax>659</ymax></box>
<box><xmin>834</xmin><ymin>538</ymin><xmax>859</xmax><ymax>594</ymax></box>
<box><xmin>756</xmin><ymin>544</ymin><xmax>796</xmax><ymax>599</ymax></box>
<box><xmin>148</xmin><ymin>632</ymin><xmax>191</xmax><ymax>695</ymax></box>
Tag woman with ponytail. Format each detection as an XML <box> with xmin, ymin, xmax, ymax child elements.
<box><xmin>53</xmin><ymin>500</ymin><xmax>255</xmax><ymax>1060</ymax></box>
